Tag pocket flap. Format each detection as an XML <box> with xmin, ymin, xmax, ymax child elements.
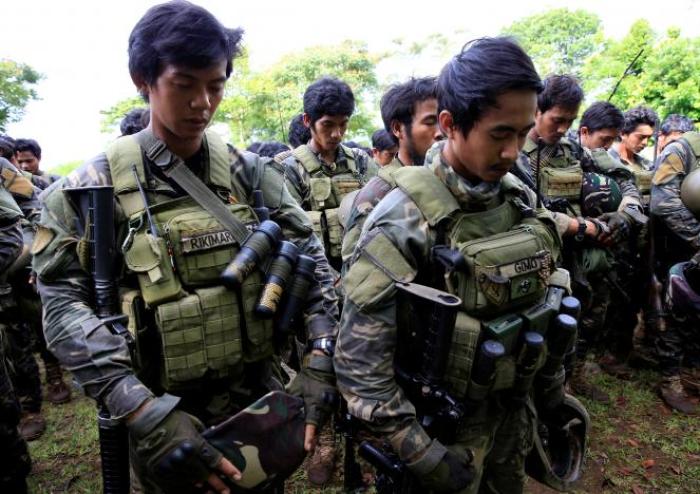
<box><xmin>124</xmin><ymin>233</ymin><xmax>162</xmax><ymax>272</ymax></box>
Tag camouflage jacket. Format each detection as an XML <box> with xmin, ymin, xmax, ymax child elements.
<box><xmin>609</xmin><ymin>144</ymin><xmax>653</xmax><ymax>172</ymax></box>
<box><xmin>335</xmin><ymin>143</ymin><xmax>559</xmax><ymax>458</ymax></box>
<box><xmin>28</xmin><ymin>170</ymin><xmax>62</xmax><ymax>191</ymax></box>
<box><xmin>276</xmin><ymin>144</ymin><xmax>378</xmax><ymax>209</ymax></box>
<box><xmin>340</xmin><ymin>157</ymin><xmax>405</xmax><ymax>263</ymax></box>
<box><xmin>0</xmin><ymin>175</ymin><xmax>23</xmax><ymax>275</ymax></box>
<box><xmin>651</xmin><ymin>135</ymin><xmax>700</xmax><ymax>250</ymax></box>
<box><xmin>0</xmin><ymin>158</ymin><xmax>41</xmax><ymax>226</ymax></box>
<box><xmin>32</xmin><ymin>144</ymin><xmax>339</xmax><ymax>420</ymax></box>
<box><xmin>522</xmin><ymin>136</ymin><xmax>640</xmax><ymax>236</ymax></box>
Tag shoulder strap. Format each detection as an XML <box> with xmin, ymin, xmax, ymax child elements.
<box><xmin>292</xmin><ymin>145</ymin><xmax>322</xmax><ymax>174</ymax></box>
<box><xmin>205</xmin><ymin>131</ymin><xmax>233</xmax><ymax>191</ymax></box>
<box><xmin>273</xmin><ymin>149</ymin><xmax>294</xmax><ymax>165</ymax></box>
<box><xmin>105</xmin><ymin>135</ymin><xmax>145</xmax><ymax>195</ymax></box>
<box><xmin>377</xmin><ymin>166</ymin><xmax>397</xmax><ymax>187</ymax></box>
<box><xmin>339</xmin><ymin>145</ymin><xmax>359</xmax><ymax>174</ymax></box>
<box><xmin>134</xmin><ymin>129</ymin><xmax>250</xmax><ymax>245</ymax></box>
<box><xmin>393</xmin><ymin>166</ymin><xmax>459</xmax><ymax>226</ymax></box>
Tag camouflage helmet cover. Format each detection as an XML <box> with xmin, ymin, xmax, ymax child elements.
<box><xmin>580</xmin><ymin>172</ymin><xmax>622</xmax><ymax>217</ymax></box>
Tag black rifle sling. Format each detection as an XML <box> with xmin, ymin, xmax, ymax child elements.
<box><xmin>134</xmin><ymin>129</ymin><xmax>250</xmax><ymax>245</ymax></box>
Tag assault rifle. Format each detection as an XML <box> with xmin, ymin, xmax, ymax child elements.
<box><xmin>66</xmin><ymin>186</ymin><xmax>132</xmax><ymax>494</ymax></box>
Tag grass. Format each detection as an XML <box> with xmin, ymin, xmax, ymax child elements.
<box><xmin>26</xmin><ymin>366</ymin><xmax>699</xmax><ymax>493</ymax></box>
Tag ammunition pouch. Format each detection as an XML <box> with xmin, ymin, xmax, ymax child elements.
<box><xmin>633</xmin><ymin>168</ymin><xmax>653</xmax><ymax>194</ymax></box>
<box><xmin>540</xmin><ymin>166</ymin><xmax>583</xmax><ymax>200</ymax></box>
<box><xmin>450</xmin><ymin>225</ymin><xmax>553</xmax><ymax>317</ymax></box>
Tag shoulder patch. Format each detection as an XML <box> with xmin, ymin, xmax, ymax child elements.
<box><xmin>31</xmin><ymin>226</ymin><xmax>55</xmax><ymax>255</ymax></box>
<box><xmin>653</xmin><ymin>153</ymin><xmax>685</xmax><ymax>185</ymax></box>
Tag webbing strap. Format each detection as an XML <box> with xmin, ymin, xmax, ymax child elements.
<box><xmin>134</xmin><ymin>129</ymin><xmax>250</xmax><ymax>245</ymax></box>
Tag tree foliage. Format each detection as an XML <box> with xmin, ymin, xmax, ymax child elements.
<box><xmin>0</xmin><ymin>59</ymin><xmax>42</xmax><ymax>131</ymax></box>
<box><xmin>501</xmin><ymin>8</ymin><xmax>603</xmax><ymax>76</ymax></box>
<box><xmin>216</xmin><ymin>41</ymin><xmax>382</xmax><ymax>146</ymax></box>
<box><xmin>99</xmin><ymin>95</ymin><xmax>146</xmax><ymax>134</ymax></box>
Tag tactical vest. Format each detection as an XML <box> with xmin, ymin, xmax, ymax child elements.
<box><xmin>293</xmin><ymin>144</ymin><xmax>365</xmax><ymax>259</ymax></box>
<box><xmin>531</xmin><ymin>139</ymin><xmax>583</xmax><ymax>201</ymax></box>
<box><xmin>626</xmin><ymin>162</ymin><xmax>653</xmax><ymax>194</ymax></box>
<box><xmin>394</xmin><ymin>167</ymin><xmax>556</xmax><ymax>399</ymax></box>
<box><xmin>107</xmin><ymin>131</ymin><xmax>273</xmax><ymax>391</ymax></box>
<box><xmin>0</xmin><ymin>184</ymin><xmax>23</xmax><ymax>222</ymax></box>
<box><xmin>679</xmin><ymin>132</ymin><xmax>700</xmax><ymax>216</ymax></box>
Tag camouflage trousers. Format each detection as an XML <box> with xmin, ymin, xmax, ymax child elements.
<box><xmin>446</xmin><ymin>398</ymin><xmax>533</xmax><ymax>494</ymax></box>
<box><xmin>5</xmin><ymin>319</ymin><xmax>42</xmax><ymax>413</ymax></box>
<box><xmin>0</xmin><ymin>324</ymin><xmax>32</xmax><ymax>493</ymax></box>
<box><xmin>655</xmin><ymin>310</ymin><xmax>700</xmax><ymax>376</ymax></box>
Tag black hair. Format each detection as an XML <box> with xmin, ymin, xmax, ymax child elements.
<box><xmin>537</xmin><ymin>75</ymin><xmax>583</xmax><ymax>114</ymax></box>
<box><xmin>303</xmin><ymin>76</ymin><xmax>355</xmax><ymax>125</ymax></box>
<box><xmin>288</xmin><ymin>113</ymin><xmax>311</xmax><ymax>148</ymax></box>
<box><xmin>246</xmin><ymin>142</ymin><xmax>262</xmax><ymax>154</ymax></box>
<box><xmin>343</xmin><ymin>141</ymin><xmax>371</xmax><ymax>155</ymax></box>
<box><xmin>0</xmin><ymin>134</ymin><xmax>16</xmax><ymax>160</ymax></box>
<box><xmin>254</xmin><ymin>141</ymin><xmax>290</xmax><ymax>158</ymax></box>
<box><xmin>371</xmin><ymin>129</ymin><xmax>396</xmax><ymax>151</ymax></box>
<box><xmin>128</xmin><ymin>1</ymin><xmax>243</xmax><ymax>88</ymax></box>
<box><xmin>120</xmin><ymin>108</ymin><xmax>150</xmax><ymax>136</ymax></box>
<box><xmin>579</xmin><ymin>101</ymin><xmax>624</xmax><ymax>133</ymax></box>
<box><xmin>380</xmin><ymin>77</ymin><xmax>437</xmax><ymax>144</ymax></box>
<box><xmin>621</xmin><ymin>106</ymin><xmax>658</xmax><ymax>135</ymax></box>
<box><xmin>660</xmin><ymin>114</ymin><xmax>695</xmax><ymax>135</ymax></box>
<box><xmin>15</xmin><ymin>138</ymin><xmax>41</xmax><ymax>159</ymax></box>
<box><xmin>438</xmin><ymin>37</ymin><xmax>543</xmax><ymax>135</ymax></box>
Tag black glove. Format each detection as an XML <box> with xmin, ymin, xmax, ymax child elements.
<box><xmin>128</xmin><ymin>395</ymin><xmax>223</xmax><ymax>492</ymax></box>
<box><xmin>597</xmin><ymin>211</ymin><xmax>631</xmax><ymax>244</ymax></box>
<box><xmin>287</xmin><ymin>354</ymin><xmax>338</xmax><ymax>428</ymax></box>
<box><xmin>407</xmin><ymin>439</ymin><xmax>475</xmax><ymax>493</ymax></box>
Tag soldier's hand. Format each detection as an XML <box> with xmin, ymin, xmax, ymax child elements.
<box><xmin>597</xmin><ymin>212</ymin><xmax>631</xmax><ymax>245</ymax></box>
<box><xmin>287</xmin><ymin>353</ymin><xmax>338</xmax><ymax>451</ymax></box>
<box><xmin>407</xmin><ymin>439</ymin><xmax>475</xmax><ymax>493</ymax></box>
<box><xmin>128</xmin><ymin>396</ymin><xmax>241</xmax><ymax>493</ymax></box>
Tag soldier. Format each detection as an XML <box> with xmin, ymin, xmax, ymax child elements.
<box><xmin>275</xmin><ymin>76</ymin><xmax>379</xmax><ymax>272</ymax></box>
<box><xmin>371</xmin><ymin>129</ymin><xmax>398</xmax><ymax>166</ymax></box>
<box><xmin>521</xmin><ymin>77</ymin><xmax>643</xmax><ymax>403</ymax></box>
<box><xmin>0</xmin><ymin>157</ymin><xmax>47</xmax><ymax>440</ymax></box>
<box><xmin>609</xmin><ymin>106</ymin><xmax>658</xmax><ymax>197</ymax></box>
<box><xmin>288</xmin><ymin>113</ymin><xmax>311</xmax><ymax>148</ymax></box>
<box><xmin>656</xmin><ymin>114</ymin><xmax>695</xmax><ymax>156</ymax></box>
<box><xmin>120</xmin><ymin>107</ymin><xmax>150</xmax><ymax>136</ymax></box>
<box><xmin>341</xmin><ymin>76</ymin><xmax>441</xmax><ymax>264</ymax></box>
<box><xmin>0</xmin><ymin>134</ymin><xmax>19</xmax><ymax>165</ymax></box>
<box><xmin>650</xmin><ymin>130</ymin><xmax>700</xmax><ymax>414</ymax></box>
<box><xmin>15</xmin><ymin>138</ymin><xmax>61</xmax><ymax>190</ymax></box>
<box><xmin>336</xmin><ymin>38</ymin><xmax>575</xmax><ymax>493</ymax></box>
<box><xmin>33</xmin><ymin>2</ymin><xmax>339</xmax><ymax>492</ymax></box>
<box><xmin>0</xmin><ymin>165</ymin><xmax>32</xmax><ymax>494</ymax></box>
<box><xmin>578</xmin><ymin>101</ymin><xmax>624</xmax><ymax>152</ymax></box>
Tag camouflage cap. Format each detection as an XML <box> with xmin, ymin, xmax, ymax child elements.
<box><xmin>580</xmin><ymin>172</ymin><xmax>621</xmax><ymax>217</ymax></box>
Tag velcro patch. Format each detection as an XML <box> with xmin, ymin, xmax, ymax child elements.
<box><xmin>31</xmin><ymin>226</ymin><xmax>55</xmax><ymax>255</ymax></box>
<box><xmin>181</xmin><ymin>229</ymin><xmax>236</xmax><ymax>253</ymax></box>
<box><xmin>653</xmin><ymin>153</ymin><xmax>685</xmax><ymax>185</ymax></box>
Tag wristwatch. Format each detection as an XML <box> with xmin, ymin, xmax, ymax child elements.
<box><xmin>308</xmin><ymin>337</ymin><xmax>336</xmax><ymax>357</ymax></box>
<box><xmin>574</xmin><ymin>217</ymin><xmax>587</xmax><ymax>242</ymax></box>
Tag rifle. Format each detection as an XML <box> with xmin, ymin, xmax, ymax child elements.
<box><xmin>66</xmin><ymin>186</ymin><xmax>132</xmax><ymax>494</ymax></box>
<box><xmin>607</xmin><ymin>49</ymin><xmax>644</xmax><ymax>102</ymax></box>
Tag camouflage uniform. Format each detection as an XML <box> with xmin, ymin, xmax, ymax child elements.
<box><xmin>0</xmin><ymin>159</ymin><xmax>44</xmax><ymax>417</ymax></box>
<box><xmin>340</xmin><ymin>156</ymin><xmax>405</xmax><ymax>264</ymax></box>
<box><xmin>336</xmin><ymin>142</ymin><xmax>563</xmax><ymax>493</ymax></box>
<box><xmin>27</xmin><ymin>170</ymin><xmax>62</xmax><ymax>191</ymax></box>
<box><xmin>609</xmin><ymin>144</ymin><xmax>654</xmax><ymax>202</ymax></box>
<box><xmin>650</xmin><ymin>132</ymin><xmax>700</xmax><ymax>375</ymax></box>
<box><xmin>276</xmin><ymin>143</ymin><xmax>378</xmax><ymax>270</ymax></box>
<box><xmin>0</xmin><ymin>168</ymin><xmax>31</xmax><ymax>493</ymax></box>
<box><xmin>521</xmin><ymin>136</ymin><xmax>643</xmax><ymax>390</ymax></box>
<box><xmin>33</xmin><ymin>133</ymin><xmax>339</xmax><ymax>492</ymax></box>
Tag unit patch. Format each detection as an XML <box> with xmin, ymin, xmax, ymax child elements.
<box><xmin>181</xmin><ymin>229</ymin><xmax>236</xmax><ymax>253</ymax></box>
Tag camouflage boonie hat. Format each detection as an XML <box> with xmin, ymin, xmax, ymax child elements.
<box><xmin>580</xmin><ymin>172</ymin><xmax>621</xmax><ymax>217</ymax></box>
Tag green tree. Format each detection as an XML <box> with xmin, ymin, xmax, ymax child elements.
<box><xmin>100</xmin><ymin>95</ymin><xmax>146</xmax><ymax>134</ymax></box>
<box><xmin>216</xmin><ymin>41</ymin><xmax>382</xmax><ymax>146</ymax></box>
<box><xmin>583</xmin><ymin>22</ymin><xmax>700</xmax><ymax>121</ymax></box>
<box><xmin>501</xmin><ymin>8</ymin><xmax>603</xmax><ymax>76</ymax></box>
<box><xmin>0</xmin><ymin>59</ymin><xmax>42</xmax><ymax>131</ymax></box>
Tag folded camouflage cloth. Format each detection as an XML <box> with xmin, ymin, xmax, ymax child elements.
<box><xmin>202</xmin><ymin>391</ymin><xmax>306</xmax><ymax>491</ymax></box>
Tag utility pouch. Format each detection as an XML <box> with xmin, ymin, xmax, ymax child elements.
<box><xmin>541</xmin><ymin>165</ymin><xmax>583</xmax><ymax>200</ymax></box>
<box><xmin>634</xmin><ymin>169</ymin><xmax>653</xmax><ymax>194</ymax></box>
<box><xmin>306</xmin><ymin>210</ymin><xmax>325</xmax><ymax>249</ymax></box>
<box><xmin>452</xmin><ymin>225</ymin><xmax>551</xmax><ymax>317</ymax></box>
<box><xmin>443</xmin><ymin>312</ymin><xmax>481</xmax><ymax>398</ymax></box>
<box><xmin>123</xmin><ymin>229</ymin><xmax>183</xmax><ymax>306</ymax></box>
<box><xmin>324</xmin><ymin>208</ymin><xmax>343</xmax><ymax>259</ymax></box>
<box><xmin>331</xmin><ymin>175</ymin><xmax>362</xmax><ymax>200</ymax></box>
<box><xmin>309</xmin><ymin>176</ymin><xmax>335</xmax><ymax>210</ymax></box>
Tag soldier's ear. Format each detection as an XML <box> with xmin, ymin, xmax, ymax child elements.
<box><xmin>439</xmin><ymin>110</ymin><xmax>455</xmax><ymax>139</ymax></box>
<box><xmin>391</xmin><ymin>120</ymin><xmax>403</xmax><ymax>141</ymax></box>
<box><xmin>302</xmin><ymin>113</ymin><xmax>312</xmax><ymax>129</ymax></box>
<box><xmin>130</xmin><ymin>73</ymin><xmax>150</xmax><ymax>102</ymax></box>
